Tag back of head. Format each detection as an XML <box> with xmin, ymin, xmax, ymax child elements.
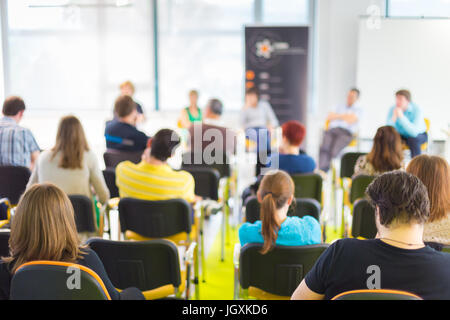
<box><xmin>114</xmin><ymin>95</ymin><xmax>136</xmax><ymax>118</ymax></box>
<box><xmin>3</xmin><ymin>96</ymin><xmax>25</xmax><ymax>117</ymax></box>
<box><xmin>367</xmin><ymin>126</ymin><xmax>403</xmax><ymax>172</ymax></box>
<box><xmin>5</xmin><ymin>183</ymin><xmax>83</xmax><ymax>273</ymax></box>
<box><xmin>150</xmin><ymin>129</ymin><xmax>180</xmax><ymax>162</ymax></box>
<box><xmin>366</xmin><ymin>171</ymin><xmax>430</xmax><ymax>228</ymax></box>
<box><xmin>257</xmin><ymin>170</ymin><xmax>295</xmax><ymax>254</ymax></box>
<box><xmin>281</xmin><ymin>120</ymin><xmax>306</xmax><ymax>147</ymax></box>
<box><xmin>52</xmin><ymin>115</ymin><xmax>89</xmax><ymax>169</ymax></box>
<box><xmin>207</xmin><ymin>98</ymin><xmax>223</xmax><ymax>117</ymax></box>
<box><xmin>407</xmin><ymin>155</ymin><xmax>450</xmax><ymax>222</ymax></box>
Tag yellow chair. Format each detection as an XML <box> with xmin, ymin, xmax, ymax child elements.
<box><xmin>402</xmin><ymin>117</ymin><xmax>430</xmax><ymax>152</ymax></box>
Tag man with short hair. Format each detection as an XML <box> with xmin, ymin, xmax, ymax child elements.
<box><xmin>105</xmin><ymin>95</ymin><xmax>149</xmax><ymax>152</ymax></box>
<box><xmin>0</xmin><ymin>96</ymin><xmax>40</xmax><ymax>170</ymax></box>
<box><xmin>291</xmin><ymin>171</ymin><xmax>450</xmax><ymax>300</ymax></box>
<box><xmin>387</xmin><ymin>89</ymin><xmax>427</xmax><ymax>158</ymax></box>
<box><xmin>319</xmin><ymin>88</ymin><xmax>362</xmax><ymax>172</ymax></box>
<box><xmin>116</xmin><ymin>129</ymin><xmax>197</xmax><ymax>203</ymax></box>
<box><xmin>188</xmin><ymin>98</ymin><xmax>236</xmax><ymax>155</ymax></box>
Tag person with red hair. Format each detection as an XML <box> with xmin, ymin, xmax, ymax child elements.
<box><xmin>268</xmin><ymin>120</ymin><xmax>316</xmax><ymax>174</ymax></box>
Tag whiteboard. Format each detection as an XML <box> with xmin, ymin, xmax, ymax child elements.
<box><xmin>356</xmin><ymin>18</ymin><xmax>450</xmax><ymax>140</ymax></box>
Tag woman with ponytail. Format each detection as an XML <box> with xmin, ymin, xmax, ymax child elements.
<box><xmin>239</xmin><ymin>170</ymin><xmax>321</xmax><ymax>253</ymax></box>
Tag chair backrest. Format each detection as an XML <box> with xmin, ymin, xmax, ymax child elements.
<box><xmin>181</xmin><ymin>152</ymin><xmax>231</xmax><ymax>178</ymax></box>
<box><xmin>68</xmin><ymin>195</ymin><xmax>97</xmax><ymax>233</ymax></box>
<box><xmin>349</xmin><ymin>175</ymin><xmax>374</xmax><ymax>204</ymax></box>
<box><xmin>181</xmin><ymin>167</ymin><xmax>220</xmax><ymax>201</ymax></box>
<box><xmin>0</xmin><ymin>231</ymin><xmax>10</xmax><ymax>257</ymax></box>
<box><xmin>239</xmin><ymin>243</ymin><xmax>329</xmax><ymax>296</ymax></box>
<box><xmin>332</xmin><ymin>289</ymin><xmax>422</xmax><ymax>300</ymax></box>
<box><xmin>0</xmin><ymin>166</ymin><xmax>31</xmax><ymax>205</ymax></box>
<box><xmin>102</xmin><ymin>169</ymin><xmax>119</xmax><ymax>198</ymax></box>
<box><xmin>351</xmin><ymin>199</ymin><xmax>377</xmax><ymax>239</ymax></box>
<box><xmin>188</xmin><ymin>123</ymin><xmax>237</xmax><ymax>155</ymax></box>
<box><xmin>290</xmin><ymin>173</ymin><xmax>323</xmax><ymax>205</ymax></box>
<box><xmin>245</xmin><ymin>196</ymin><xmax>320</xmax><ymax>224</ymax></box>
<box><xmin>340</xmin><ymin>152</ymin><xmax>367</xmax><ymax>179</ymax></box>
<box><xmin>10</xmin><ymin>261</ymin><xmax>111</xmax><ymax>300</ymax></box>
<box><xmin>118</xmin><ymin>198</ymin><xmax>192</xmax><ymax>238</ymax></box>
<box><xmin>86</xmin><ymin>238</ymin><xmax>181</xmax><ymax>292</ymax></box>
<box><xmin>442</xmin><ymin>245</ymin><xmax>450</xmax><ymax>254</ymax></box>
<box><xmin>103</xmin><ymin>150</ymin><xmax>142</xmax><ymax>169</ymax></box>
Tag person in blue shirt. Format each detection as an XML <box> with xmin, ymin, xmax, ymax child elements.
<box><xmin>266</xmin><ymin>120</ymin><xmax>316</xmax><ymax>174</ymax></box>
<box><xmin>386</xmin><ymin>89</ymin><xmax>427</xmax><ymax>158</ymax></box>
<box><xmin>239</xmin><ymin>170</ymin><xmax>322</xmax><ymax>253</ymax></box>
<box><xmin>105</xmin><ymin>95</ymin><xmax>149</xmax><ymax>152</ymax></box>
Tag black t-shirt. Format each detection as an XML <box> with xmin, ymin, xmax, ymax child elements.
<box><xmin>305</xmin><ymin>238</ymin><xmax>450</xmax><ymax>300</ymax></box>
<box><xmin>0</xmin><ymin>248</ymin><xmax>144</xmax><ymax>300</ymax></box>
<box><xmin>105</xmin><ymin>119</ymin><xmax>148</xmax><ymax>152</ymax></box>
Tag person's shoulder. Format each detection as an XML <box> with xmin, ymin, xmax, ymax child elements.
<box><xmin>286</xmin><ymin>215</ymin><xmax>320</xmax><ymax>229</ymax></box>
<box><xmin>116</xmin><ymin>160</ymin><xmax>137</xmax><ymax>173</ymax></box>
<box><xmin>239</xmin><ymin>221</ymin><xmax>262</xmax><ymax>233</ymax></box>
<box><xmin>177</xmin><ymin>169</ymin><xmax>195</xmax><ymax>182</ymax></box>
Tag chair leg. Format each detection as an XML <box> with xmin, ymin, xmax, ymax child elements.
<box><xmin>200</xmin><ymin>206</ymin><xmax>206</xmax><ymax>283</ymax></box>
<box><xmin>194</xmin><ymin>241</ymin><xmax>200</xmax><ymax>299</ymax></box>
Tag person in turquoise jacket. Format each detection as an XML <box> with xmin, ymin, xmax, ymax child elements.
<box><xmin>239</xmin><ymin>170</ymin><xmax>322</xmax><ymax>253</ymax></box>
<box><xmin>386</xmin><ymin>89</ymin><xmax>427</xmax><ymax>158</ymax></box>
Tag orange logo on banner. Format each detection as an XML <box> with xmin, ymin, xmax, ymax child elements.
<box><xmin>246</xmin><ymin>81</ymin><xmax>254</xmax><ymax>88</ymax></box>
<box><xmin>246</xmin><ymin>70</ymin><xmax>255</xmax><ymax>80</ymax></box>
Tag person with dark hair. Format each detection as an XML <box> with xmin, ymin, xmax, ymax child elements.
<box><xmin>0</xmin><ymin>96</ymin><xmax>40</xmax><ymax>170</ymax></box>
<box><xmin>267</xmin><ymin>120</ymin><xmax>316</xmax><ymax>174</ymax></box>
<box><xmin>292</xmin><ymin>171</ymin><xmax>450</xmax><ymax>300</ymax></box>
<box><xmin>119</xmin><ymin>81</ymin><xmax>145</xmax><ymax>123</ymax></box>
<box><xmin>318</xmin><ymin>88</ymin><xmax>362</xmax><ymax>172</ymax></box>
<box><xmin>188</xmin><ymin>98</ymin><xmax>236</xmax><ymax>155</ymax></box>
<box><xmin>239</xmin><ymin>170</ymin><xmax>321</xmax><ymax>253</ymax></box>
<box><xmin>353</xmin><ymin>126</ymin><xmax>404</xmax><ymax>177</ymax></box>
<box><xmin>387</xmin><ymin>89</ymin><xmax>427</xmax><ymax>158</ymax></box>
<box><xmin>105</xmin><ymin>95</ymin><xmax>149</xmax><ymax>152</ymax></box>
<box><xmin>116</xmin><ymin>129</ymin><xmax>197</xmax><ymax>203</ymax></box>
<box><xmin>241</xmin><ymin>87</ymin><xmax>278</xmax><ymax>130</ymax></box>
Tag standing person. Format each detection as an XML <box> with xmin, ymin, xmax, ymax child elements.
<box><xmin>105</xmin><ymin>95</ymin><xmax>149</xmax><ymax>153</ymax></box>
<box><xmin>407</xmin><ymin>155</ymin><xmax>450</xmax><ymax>245</ymax></box>
<box><xmin>387</xmin><ymin>89</ymin><xmax>427</xmax><ymax>158</ymax></box>
<box><xmin>239</xmin><ymin>170</ymin><xmax>321</xmax><ymax>251</ymax></box>
<box><xmin>119</xmin><ymin>81</ymin><xmax>145</xmax><ymax>123</ymax></box>
<box><xmin>27</xmin><ymin>115</ymin><xmax>110</xmax><ymax>207</ymax></box>
<box><xmin>291</xmin><ymin>171</ymin><xmax>450</xmax><ymax>300</ymax></box>
<box><xmin>0</xmin><ymin>183</ymin><xmax>144</xmax><ymax>300</ymax></box>
<box><xmin>0</xmin><ymin>96</ymin><xmax>40</xmax><ymax>170</ymax></box>
<box><xmin>353</xmin><ymin>126</ymin><xmax>404</xmax><ymax>177</ymax></box>
<box><xmin>318</xmin><ymin>88</ymin><xmax>362</xmax><ymax>172</ymax></box>
<box><xmin>178</xmin><ymin>90</ymin><xmax>202</xmax><ymax>129</ymax></box>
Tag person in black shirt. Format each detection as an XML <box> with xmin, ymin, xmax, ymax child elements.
<box><xmin>105</xmin><ymin>95</ymin><xmax>149</xmax><ymax>152</ymax></box>
<box><xmin>291</xmin><ymin>170</ymin><xmax>450</xmax><ymax>300</ymax></box>
<box><xmin>0</xmin><ymin>183</ymin><xmax>144</xmax><ymax>300</ymax></box>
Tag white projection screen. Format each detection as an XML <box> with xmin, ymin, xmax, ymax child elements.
<box><xmin>356</xmin><ymin>18</ymin><xmax>450</xmax><ymax>140</ymax></box>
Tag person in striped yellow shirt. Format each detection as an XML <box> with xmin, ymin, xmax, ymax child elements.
<box><xmin>116</xmin><ymin>129</ymin><xmax>197</xmax><ymax>203</ymax></box>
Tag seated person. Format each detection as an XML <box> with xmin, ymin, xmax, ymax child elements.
<box><xmin>105</xmin><ymin>95</ymin><xmax>149</xmax><ymax>153</ymax></box>
<box><xmin>319</xmin><ymin>88</ymin><xmax>362</xmax><ymax>172</ymax></box>
<box><xmin>407</xmin><ymin>155</ymin><xmax>450</xmax><ymax>245</ymax></box>
<box><xmin>188</xmin><ymin>98</ymin><xmax>236</xmax><ymax>155</ymax></box>
<box><xmin>0</xmin><ymin>96</ymin><xmax>40</xmax><ymax>170</ymax></box>
<box><xmin>267</xmin><ymin>120</ymin><xmax>316</xmax><ymax>174</ymax></box>
<box><xmin>239</xmin><ymin>170</ymin><xmax>321</xmax><ymax>252</ymax></box>
<box><xmin>387</xmin><ymin>89</ymin><xmax>427</xmax><ymax>158</ymax></box>
<box><xmin>116</xmin><ymin>128</ymin><xmax>197</xmax><ymax>204</ymax></box>
<box><xmin>0</xmin><ymin>183</ymin><xmax>144</xmax><ymax>300</ymax></box>
<box><xmin>178</xmin><ymin>89</ymin><xmax>202</xmax><ymax>129</ymax></box>
<box><xmin>291</xmin><ymin>171</ymin><xmax>450</xmax><ymax>300</ymax></box>
<box><xmin>118</xmin><ymin>80</ymin><xmax>145</xmax><ymax>123</ymax></box>
<box><xmin>353</xmin><ymin>126</ymin><xmax>403</xmax><ymax>177</ymax></box>
<box><xmin>241</xmin><ymin>87</ymin><xmax>278</xmax><ymax>131</ymax></box>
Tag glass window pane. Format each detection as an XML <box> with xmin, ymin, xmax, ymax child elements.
<box><xmin>389</xmin><ymin>0</ymin><xmax>450</xmax><ymax>17</ymax></box>
<box><xmin>262</xmin><ymin>0</ymin><xmax>309</xmax><ymax>24</ymax></box>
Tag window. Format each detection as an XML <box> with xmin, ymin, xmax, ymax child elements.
<box><xmin>388</xmin><ymin>0</ymin><xmax>450</xmax><ymax>17</ymax></box>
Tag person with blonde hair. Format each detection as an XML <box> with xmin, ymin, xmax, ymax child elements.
<box><xmin>0</xmin><ymin>183</ymin><xmax>143</xmax><ymax>300</ymax></box>
<box><xmin>178</xmin><ymin>89</ymin><xmax>202</xmax><ymax>129</ymax></box>
<box><xmin>27</xmin><ymin>115</ymin><xmax>109</xmax><ymax>221</ymax></box>
<box><xmin>407</xmin><ymin>155</ymin><xmax>450</xmax><ymax>244</ymax></box>
<box><xmin>239</xmin><ymin>170</ymin><xmax>321</xmax><ymax>254</ymax></box>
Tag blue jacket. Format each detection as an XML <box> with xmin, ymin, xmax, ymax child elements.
<box><xmin>386</xmin><ymin>103</ymin><xmax>426</xmax><ymax>138</ymax></box>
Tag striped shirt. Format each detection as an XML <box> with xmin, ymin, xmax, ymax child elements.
<box><xmin>116</xmin><ymin>160</ymin><xmax>195</xmax><ymax>203</ymax></box>
<box><xmin>0</xmin><ymin>117</ymin><xmax>40</xmax><ymax>168</ymax></box>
